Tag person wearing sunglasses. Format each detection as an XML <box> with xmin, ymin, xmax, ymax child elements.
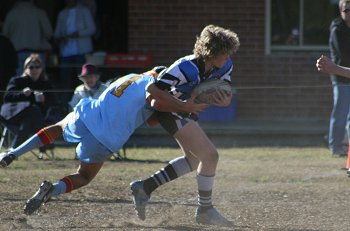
<box><xmin>327</xmin><ymin>0</ymin><xmax>350</xmax><ymax>157</ymax></box>
<box><xmin>0</xmin><ymin>53</ymin><xmax>57</xmax><ymax>155</ymax></box>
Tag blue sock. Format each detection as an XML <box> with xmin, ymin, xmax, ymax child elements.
<box><xmin>9</xmin><ymin>134</ymin><xmax>43</xmax><ymax>158</ymax></box>
<box><xmin>51</xmin><ymin>181</ymin><xmax>67</xmax><ymax>197</ymax></box>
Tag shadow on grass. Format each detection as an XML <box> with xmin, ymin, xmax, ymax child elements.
<box><xmin>108</xmin><ymin>157</ymin><xmax>169</xmax><ymax>164</ymax></box>
<box><xmin>30</xmin><ymin>156</ymin><xmax>169</xmax><ymax>164</ymax></box>
<box><xmin>3</xmin><ymin>197</ymin><xmax>173</xmax><ymax>207</ymax></box>
<box><xmin>122</xmin><ymin>221</ymin><xmax>239</xmax><ymax>231</ymax></box>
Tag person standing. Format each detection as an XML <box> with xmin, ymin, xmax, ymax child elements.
<box><xmin>130</xmin><ymin>24</ymin><xmax>240</xmax><ymax>226</ymax></box>
<box><xmin>328</xmin><ymin>0</ymin><xmax>350</xmax><ymax>157</ymax></box>
<box><xmin>2</xmin><ymin>0</ymin><xmax>53</xmax><ymax>75</ymax></box>
<box><xmin>54</xmin><ymin>0</ymin><xmax>96</xmax><ymax>107</ymax></box>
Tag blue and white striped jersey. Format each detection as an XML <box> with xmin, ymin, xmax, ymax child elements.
<box><xmin>155</xmin><ymin>54</ymin><xmax>233</xmax><ymax>100</ymax></box>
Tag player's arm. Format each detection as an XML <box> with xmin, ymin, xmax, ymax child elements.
<box><xmin>316</xmin><ymin>55</ymin><xmax>350</xmax><ymax>78</ymax></box>
<box><xmin>147</xmin><ymin>84</ymin><xmax>208</xmax><ymax>114</ymax></box>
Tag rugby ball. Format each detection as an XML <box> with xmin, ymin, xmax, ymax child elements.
<box><xmin>192</xmin><ymin>79</ymin><xmax>232</xmax><ymax>104</ymax></box>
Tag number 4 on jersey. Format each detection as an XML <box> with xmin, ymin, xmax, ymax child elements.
<box><xmin>111</xmin><ymin>76</ymin><xmax>141</xmax><ymax>97</ymax></box>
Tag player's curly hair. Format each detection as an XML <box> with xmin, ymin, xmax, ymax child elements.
<box><xmin>193</xmin><ymin>25</ymin><xmax>240</xmax><ymax>60</ymax></box>
<box><xmin>339</xmin><ymin>0</ymin><xmax>350</xmax><ymax>6</ymax></box>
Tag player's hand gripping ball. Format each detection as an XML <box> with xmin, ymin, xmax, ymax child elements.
<box><xmin>192</xmin><ymin>79</ymin><xmax>232</xmax><ymax>105</ymax></box>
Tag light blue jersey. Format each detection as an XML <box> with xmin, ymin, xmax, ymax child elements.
<box><xmin>72</xmin><ymin>73</ymin><xmax>155</xmax><ymax>153</ymax></box>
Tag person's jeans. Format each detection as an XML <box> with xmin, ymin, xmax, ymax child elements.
<box><xmin>329</xmin><ymin>83</ymin><xmax>350</xmax><ymax>154</ymax></box>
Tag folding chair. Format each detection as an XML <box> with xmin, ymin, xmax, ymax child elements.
<box><xmin>0</xmin><ymin>116</ymin><xmax>18</xmax><ymax>150</ymax></box>
<box><xmin>0</xmin><ymin>116</ymin><xmax>54</xmax><ymax>159</ymax></box>
<box><xmin>109</xmin><ymin>146</ymin><xmax>127</xmax><ymax>161</ymax></box>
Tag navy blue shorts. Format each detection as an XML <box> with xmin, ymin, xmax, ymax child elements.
<box><xmin>155</xmin><ymin>111</ymin><xmax>198</xmax><ymax>135</ymax></box>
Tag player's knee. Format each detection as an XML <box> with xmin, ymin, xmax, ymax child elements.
<box><xmin>211</xmin><ymin>150</ymin><xmax>219</xmax><ymax>164</ymax></box>
<box><xmin>77</xmin><ymin>162</ymin><xmax>101</xmax><ymax>188</ymax></box>
<box><xmin>185</xmin><ymin>155</ymin><xmax>200</xmax><ymax>169</ymax></box>
<box><xmin>77</xmin><ymin>171</ymin><xmax>95</xmax><ymax>187</ymax></box>
<box><xmin>202</xmin><ymin>149</ymin><xmax>219</xmax><ymax>164</ymax></box>
<box><xmin>76</xmin><ymin>177</ymin><xmax>91</xmax><ymax>189</ymax></box>
<box><xmin>81</xmin><ymin>174</ymin><xmax>94</xmax><ymax>185</ymax></box>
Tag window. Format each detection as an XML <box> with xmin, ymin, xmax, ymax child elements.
<box><xmin>265</xmin><ymin>0</ymin><xmax>339</xmax><ymax>54</ymax></box>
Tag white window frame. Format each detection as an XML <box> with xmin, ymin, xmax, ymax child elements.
<box><xmin>265</xmin><ymin>0</ymin><xmax>329</xmax><ymax>55</ymax></box>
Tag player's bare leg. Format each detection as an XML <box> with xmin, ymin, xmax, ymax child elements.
<box><xmin>174</xmin><ymin>121</ymin><xmax>218</xmax><ymax>175</ymax></box>
<box><xmin>24</xmin><ymin>161</ymin><xmax>104</xmax><ymax>215</ymax></box>
<box><xmin>131</xmin><ymin>120</ymin><xmax>231</xmax><ymax>225</ymax></box>
<box><xmin>130</xmin><ymin>137</ymin><xmax>199</xmax><ymax>220</ymax></box>
<box><xmin>173</xmin><ymin>121</ymin><xmax>232</xmax><ymax>226</ymax></box>
<box><xmin>65</xmin><ymin>162</ymin><xmax>104</xmax><ymax>190</ymax></box>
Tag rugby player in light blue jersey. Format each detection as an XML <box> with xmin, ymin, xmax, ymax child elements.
<box><xmin>130</xmin><ymin>25</ymin><xmax>240</xmax><ymax>226</ymax></box>
<box><xmin>0</xmin><ymin>66</ymin><xmax>207</xmax><ymax>215</ymax></box>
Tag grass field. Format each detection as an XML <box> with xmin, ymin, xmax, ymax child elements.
<box><xmin>0</xmin><ymin>146</ymin><xmax>349</xmax><ymax>231</ymax></box>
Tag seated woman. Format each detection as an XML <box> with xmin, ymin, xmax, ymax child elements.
<box><xmin>0</xmin><ymin>53</ymin><xmax>57</xmax><ymax>155</ymax></box>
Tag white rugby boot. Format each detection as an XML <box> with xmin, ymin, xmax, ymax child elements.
<box><xmin>0</xmin><ymin>152</ymin><xmax>16</xmax><ymax>168</ymax></box>
<box><xmin>130</xmin><ymin>180</ymin><xmax>149</xmax><ymax>220</ymax></box>
<box><xmin>24</xmin><ymin>181</ymin><xmax>53</xmax><ymax>215</ymax></box>
<box><xmin>195</xmin><ymin>206</ymin><xmax>233</xmax><ymax>226</ymax></box>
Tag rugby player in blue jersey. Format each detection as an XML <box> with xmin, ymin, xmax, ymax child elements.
<box><xmin>0</xmin><ymin>66</ymin><xmax>208</xmax><ymax>215</ymax></box>
<box><xmin>130</xmin><ymin>25</ymin><xmax>240</xmax><ymax>226</ymax></box>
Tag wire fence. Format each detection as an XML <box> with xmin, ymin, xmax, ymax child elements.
<box><xmin>0</xmin><ymin>83</ymin><xmax>339</xmax><ymax>94</ymax></box>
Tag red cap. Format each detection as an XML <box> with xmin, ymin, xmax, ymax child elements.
<box><xmin>78</xmin><ymin>64</ymin><xmax>99</xmax><ymax>78</ymax></box>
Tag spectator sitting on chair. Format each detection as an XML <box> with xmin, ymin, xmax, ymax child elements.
<box><xmin>0</xmin><ymin>53</ymin><xmax>57</xmax><ymax>156</ymax></box>
<box><xmin>68</xmin><ymin>63</ymin><xmax>107</xmax><ymax>110</ymax></box>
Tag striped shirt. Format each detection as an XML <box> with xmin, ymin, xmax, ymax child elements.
<box><xmin>155</xmin><ymin>54</ymin><xmax>233</xmax><ymax>100</ymax></box>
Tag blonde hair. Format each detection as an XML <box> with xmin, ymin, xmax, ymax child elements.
<box><xmin>193</xmin><ymin>25</ymin><xmax>240</xmax><ymax>61</ymax></box>
<box><xmin>339</xmin><ymin>0</ymin><xmax>350</xmax><ymax>9</ymax></box>
<box><xmin>23</xmin><ymin>53</ymin><xmax>48</xmax><ymax>80</ymax></box>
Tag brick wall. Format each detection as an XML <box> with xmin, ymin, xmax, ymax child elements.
<box><xmin>129</xmin><ymin>0</ymin><xmax>332</xmax><ymax>120</ymax></box>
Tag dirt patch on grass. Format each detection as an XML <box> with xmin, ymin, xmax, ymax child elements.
<box><xmin>0</xmin><ymin>147</ymin><xmax>349</xmax><ymax>230</ymax></box>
